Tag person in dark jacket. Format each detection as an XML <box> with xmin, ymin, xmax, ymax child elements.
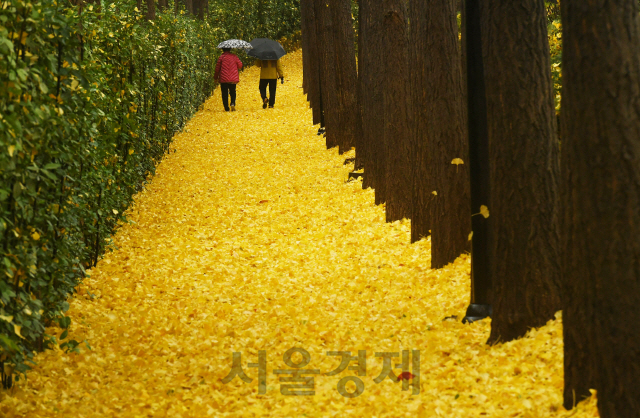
<box><xmin>214</xmin><ymin>48</ymin><xmax>243</xmax><ymax>111</ymax></box>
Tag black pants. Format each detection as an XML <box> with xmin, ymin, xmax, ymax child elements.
<box><xmin>259</xmin><ymin>79</ymin><xmax>277</xmax><ymax>107</ymax></box>
<box><xmin>221</xmin><ymin>83</ymin><xmax>236</xmax><ymax>111</ymax></box>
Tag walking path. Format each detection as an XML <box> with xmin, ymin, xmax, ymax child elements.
<box><xmin>1</xmin><ymin>51</ymin><xmax>597</xmax><ymax>417</ymax></box>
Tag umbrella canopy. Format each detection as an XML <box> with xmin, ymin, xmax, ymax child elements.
<box><xmin>247</xmin><ymin>38</ymin><xmax>286</xmax><ymax>61</ymax></box>
<box><xmin>217</xmin><ymin>39</ymin><xmax>253</xmax><ymax>49</ymax></box>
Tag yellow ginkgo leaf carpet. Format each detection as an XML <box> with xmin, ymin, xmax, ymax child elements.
<box><xmin>1</xmin><ymin>51</ymin><xmax>598</xmax><ymax>418</ymax></box>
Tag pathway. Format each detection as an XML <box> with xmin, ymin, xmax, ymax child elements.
<box><xmin>1</xmin><ymin>51</ymin><xmax>597</xmax><ymax>418</ymax></box>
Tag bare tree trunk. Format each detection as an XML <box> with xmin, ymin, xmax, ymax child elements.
<box><xmin>193</xmin><ymin>0</ymin><xmax>206</xmax><ymax>19</ymax></box>
<box><xmin>361</xmin><ymin>0</ymin><xmax>382</xmax><ymax>193</ymax></box>
<box><xmin>355</xmin><ymin>0</ymin><xmax>368</xmax><ymax>170</ymax></box>
<box><xmin>329</xmin><ymin>0</ymin><xmax>361</xmax><ymax>154</ymax></box>
<box><xmin>562</xmin><ymin>0</ymin><xmax>640</xmax><ymax>415</ymax></box>
<box><xmin>409</xmin><ymin>0</ymin><xmax>429</xmax><ymax>242</ymax></box>
<box><xmin>416</xmin><ymin>0</ymin><xmax>470</xmax><ymax>268</ymax></box>
<box><xmin>301</xmin><ymin>0</ymin><xmax>310</xmax><ymax>96</ymax></box>
<box><xmin>185</xmin><ymin>0</ymin><xmax>194</xmax><ymax>14</ymax></box>
<box><xmin>382</xmin><ymin>0</ymin><xmax>412</xmax><ymax>221</ymax></box>
<box><xmin>301</xmin><ymin>0</ymin><xmax>322</xmax><ymax>125</ymax></box>
<box><xmin>480</xmin><ymin>0</ymin><xmax>561</xmax><ymax>344</ymax></box>
<box><xmin>314</xmin><ymin>0</ymin><xmax>339</xmax><ymax>150</ymax></box>
<box><xmin>146</xmin><ymin>0</ymin><xmax>156</xmax><ymax>20</ymax></box>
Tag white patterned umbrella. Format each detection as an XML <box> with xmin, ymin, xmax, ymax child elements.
<box><xmin>217</xmin><ymin>39</ymin><xmax>253</xmax><ymax>49</ymax></box>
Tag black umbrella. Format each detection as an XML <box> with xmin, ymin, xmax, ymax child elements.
<box><xmin>247</xmin><ymin>38</ymin><xmax>286</xmax><ymax>61</ymax></box>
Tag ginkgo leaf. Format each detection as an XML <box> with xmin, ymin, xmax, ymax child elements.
<box><xmin>0</xmin><ymin>315</ymin><xmax>13</xmax><ymax>323</ymax></box>
<box><xmin>32</xmin><ymin>231</ymin><xmax>40</xmax><ymax>240</ymax></box>
<box><xmin>112</xmin><ymin>209</ymin><xmax>119</xmax><ymax>215</ymax></box>
<box><xmin>8</xmin><ymin>145</ymin><xmax>15</xmax><ymax>157</ymax></box>
<box><xmin>451</xmin><ymin>158</ymin><xmax>464</xmax><ymax>172</ymax></box>
<box><xmin>480</xmin><ymin>205</ymin><xmax>490</xmax><ymax>218</ymax></box>
<box><xmin>432</xmin><ymin>191</ymin><xmax>437</xmax><ymax>196</ymax></box>
<box><xmin>468</xmin><ymin>231</ymin><xmax>473</xmax><ymax>241</ymax></box>
<box><xmin>14</xmin><ymin>324</ymin><xmax>24</xmax><ymax>339</ymax></box>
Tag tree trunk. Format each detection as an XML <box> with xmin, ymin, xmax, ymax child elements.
<box><xmin>418</xmin><ymin>0</ymin><xmax>470</xmax><ymax>268</ymax></box>
<box><xmin>193</xmin><ymin>0</ymin><xmax>206</xmax><ymax>19</ymax></box>
<box><xmin>314</xmin><ymin>0</ymin><xmax>340</xmax><ymax>150</ymax></box>
<box><xmin>301</xmin><ymin>0</ymin><xmax>322</xmax><ymax>125</ymax></box>
<box><xmin>481</xmin><ymin>0</ymin><xmax>562</xmax><ymax>344</ymax></box>
<box><xmin>562</xmin><ymin>0</ymin><xmax>640</xmax><ymax>415</ymax></box>
<box><xmin>146</xmin><ymin>0</ymin><xmax>156</xmax><ymax>20</ymax></box>
<box><xmin>329</xmin><ymin>0</ymin><xmax>361</xmax><ymax>155</ymax></box>
<box><xmin>409</xmin><ymin>0</ymin><xmax>429</xmax><ymax>241</ymax></box>
<box><xmin>382</xmin><ymin>0</ymin><xmax>412</xmax><ymax>221</ymax></box>
<box><xmin>301</xmin><ymin>0</ymin><xmax>311</xmax><ymax>96</ymax></box>
<box><xmin>360</xmin><ymin>0</ymin><xmax>385</xmax><ymax>200</ymax></box>
<box><xmin>158</xmin><ymin>0</ymin><xmax>167</xmax><ymax>12</ymax></box>
<box><xmin>354</xmin><ymin>0</ymin><xmax>367</xmax><ymax>170</ymax></box>
<box><xmin>358</xmin><ymin>0</ymin><xmax>384</xmax><ymax>193</ymax></box>
<box><xmin>184</xmin><ymin>0</ymin><xmax>194</xmax><ymax>14</ymax></box>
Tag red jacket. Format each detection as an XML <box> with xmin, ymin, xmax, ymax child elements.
<box><xmin>214</xmin><ymin>52</ymin><xmax>243</xmax><ymax>84</ymax></box>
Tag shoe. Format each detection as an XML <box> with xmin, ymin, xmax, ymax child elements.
<box><xmin>224</xmin><ymin>108</ymin><xmax>230</xmax><ymax>112</ymax></box>
<box><xmin>230</xmin><ymin>104</ymin><xmax>236</xmax><ymax>111</ymax></box>
<box><xmin>263</xmin><ymin>98</ymin><xmax>268</xmax><ymax>109</ymax></box>
<box><xmin>269</xmin><ymin>106</ymin><xmax>274</xmax><ymax>109</ymax></box>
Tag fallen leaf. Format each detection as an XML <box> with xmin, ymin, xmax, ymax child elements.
<box><xmin>397</xmin><ymin>372</ymin><xmax>415</xmax><ymax>381</ymax></box>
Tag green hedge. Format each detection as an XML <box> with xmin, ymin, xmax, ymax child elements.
<box><xmin>0</xmin><ymin>0</ymin><xmax>300</xmax><ymax>384</ymax></box>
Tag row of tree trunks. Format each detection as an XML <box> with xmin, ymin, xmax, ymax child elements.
<box><xmin>302</xmin><ymin>1</ymin><xmax>640</xmax><ymax>416</ymax></box>
<box><xmin>562</xmin><ymin>0</ymin><xmax>640</xmax><ymax>416</ymax></box>
<box><xmin>481</xmin><ymin>0</ymin><xmax>561</xmax><ymax>344</ymax></box>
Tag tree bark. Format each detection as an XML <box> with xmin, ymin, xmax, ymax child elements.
<box><xmin>184</xmin><ymin>0</ymin><xmax>194</xmax><ymax>14</ymax></box>
<box><xmin>360</xmin><ymin>0</ymin><xmax>386</xmax><ymax>201</ymax></box>
<box><xmin>314</xmin><ymin>0</ymin><xmax>340</xmax><ymax>150</ymax></box>
<box><xmin>381</xmin><ymin>0</ymin><xmax>411</xmax><ymax>221</ymax></box>
<box><xmin>329</xmin><ymin>0</ymin><xmax>361</xmax><ymax>155</ymax></box>
<box><xmin>562</xmin><ymin>0</ymin><xmax>640</xmax><ymax>415</ymax></box>
<box><xmin>193</xmin><ymin>0</ymin><xmax>207</xmax><ymax>19</ymax></box>
<box><xmin>300</xmin><ymin>0</ymin><xmax>311</xmax><ymax>96</ymax></box>
<box><xmin>409</xmin><ymin>0</ymin><xmax>429</xmax><ymax>241</ymax></box>
<box><xmin>480</xmin><ymin>0</ymin><xmax>561</xmax><ymax>344</ymax></box>
<box><xmin>301</xmin><ymin>0</ymin><xmax>322</xmax><ymax>125</ymax></box>
<box><xmin>355</xmin><ymin>0</ymin><xmax>368</xmax><ymax>170</ymax></box>
<box><xmin>417</xmin><ymin>0</ymin><xmax>470</xmax><ymax>268</ymax></box>
<box><xmin>158</xmin><ymin>0</ymin><xmax>167</xmax><ymax>13</ymax></box>
<box><xmin>146</xmin><ymin>0</ymin><xmax>156</xmax><ymax>20</ymax></box>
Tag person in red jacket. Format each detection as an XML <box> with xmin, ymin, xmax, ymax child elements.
<box><xmin>214</xmin><ymin>48</ymin><xmax>243</xmax><ymax>111</ymax></box>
